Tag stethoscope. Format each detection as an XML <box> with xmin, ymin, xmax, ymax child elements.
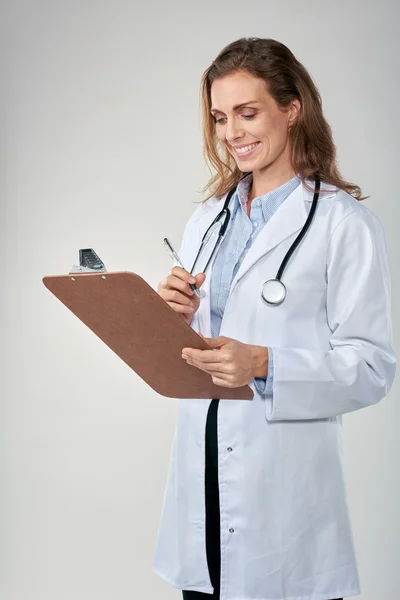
<box><xmin>190</xmin><ymin>173</ymin><xmax>321</xmax><ymax>306</ymax></box>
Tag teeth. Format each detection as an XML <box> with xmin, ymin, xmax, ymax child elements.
<box><xmin>236</xmin><ymin>143</ymin><xmax>258</xmax><ymax>154</ymax></box>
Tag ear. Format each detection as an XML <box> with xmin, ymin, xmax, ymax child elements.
<box><xmin>288</xmin><ymin>98</ymin><xmax>301</xmax><ymax>127</ymax></box>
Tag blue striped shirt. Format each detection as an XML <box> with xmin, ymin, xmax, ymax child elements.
<box><xmin>210</xmin><ymin>172</ymin><xmax>301</xmax><ymax>395</ymax></box>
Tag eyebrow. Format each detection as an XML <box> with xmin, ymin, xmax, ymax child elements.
<box><xmin>210</xmin><ymin>101</ymin><xmax>260</xmax><ymax>114</ymax></box>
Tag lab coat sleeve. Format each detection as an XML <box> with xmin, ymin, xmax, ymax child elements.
<box><xmin>266</xmin><ymin>208</ymin><xmax>396</xmax><ymax>421</ymax></box>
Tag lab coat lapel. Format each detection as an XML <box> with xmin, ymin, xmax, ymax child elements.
<box><xmin>229</xmin><ymin>181</ymin><xmax>308</xmax><ymax>292</ymax></box>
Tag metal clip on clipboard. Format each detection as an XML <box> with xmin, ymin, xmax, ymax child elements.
<box><xmin>69</xmin><ymin>248</ymin><xmax>107</xmax><ymax>274</ymax></box>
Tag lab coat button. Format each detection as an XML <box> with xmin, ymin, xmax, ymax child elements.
<box><xmin>229</xmin><ymin>527</ymin><xmax>235</xmax><ymax>533</ymax></box>
<box><xmin>227</xmin><ymin>447</ymin><xmax>233</xmax><ymax>452</ymax></box>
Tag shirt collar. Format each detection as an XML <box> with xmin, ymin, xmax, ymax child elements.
<box><xmin>235</xmin><ymin>172</ymin><xmax>301</xmax><ymax>221</ymax></box>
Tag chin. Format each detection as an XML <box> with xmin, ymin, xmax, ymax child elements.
<box><xmin>237</xmin><ymin>158</ymin><xmax>264</xmax><ymax>170</ymax></box>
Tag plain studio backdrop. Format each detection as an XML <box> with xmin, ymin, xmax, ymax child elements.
<box><xmin>1</xmin><ymin>0</ymin><xmax>399</xmax><ymax>599</ymax></box>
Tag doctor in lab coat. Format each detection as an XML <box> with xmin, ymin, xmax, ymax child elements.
<box><xmin>153</xmin><ymin>37</ymin><xmax>396</xmax><ymax>600</ymax></box>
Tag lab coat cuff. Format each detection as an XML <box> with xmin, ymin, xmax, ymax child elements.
<box><xmin>265</xmin><ymin>346</ymin><xmax>323</xmax><ymax>421</ymax></box>
<box><xmin>265</xmin><ymin>344</ymin><xmax>396</xmax><ymax>421</ymax></box>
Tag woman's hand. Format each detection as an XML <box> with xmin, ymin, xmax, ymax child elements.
<box><xmin>157</xmin><ymin>266</ymin><xmax>206</xmax><ymax>326</ymax></box>
<box><xmin>182</xmin><ymin>336</ymin><xmax>269</xmax><ymax>388</ymax></box>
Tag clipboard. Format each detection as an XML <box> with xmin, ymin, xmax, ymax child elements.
<box><xmin>42</xmin><ymin>271</ymin><xmax>253</xmax><ymax>400</ymax></box>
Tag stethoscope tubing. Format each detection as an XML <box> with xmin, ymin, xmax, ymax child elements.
<box><xmin>276</xmin><ymin>177</ymin><xmax>320</xmax><ymax>281</ymax></box>
<box><xmin>190</xmin><ymin>175</ymin><xmax>321</xmax><ymax>303</ymax></box>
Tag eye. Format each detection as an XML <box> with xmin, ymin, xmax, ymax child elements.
<box><xmin>213</xmin><ymin>114</ymin><xmax>256</xmax><ymax>125</ymax></box>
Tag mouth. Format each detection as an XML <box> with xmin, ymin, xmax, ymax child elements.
<box><xmin>231</xmin><ymin>141</ymin><xmax>260</xmax><ymax>158</ymax></box>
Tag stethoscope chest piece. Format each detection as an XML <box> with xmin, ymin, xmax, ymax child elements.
<box><xmin>261</xmin><ymin>278</ymin><xmax>287</xmax><ymax>306</ymax></box>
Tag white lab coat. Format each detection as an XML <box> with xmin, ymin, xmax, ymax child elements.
<box><xmin>152</xmin><ymin>179</ymin><xmax>396</xmax><ymax>600</ymax></box>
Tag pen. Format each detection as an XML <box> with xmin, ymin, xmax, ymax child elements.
<box><xmin>163</xmin><ymin>237</ymin><xmax>200</xmax><ymax>298</ymax></box>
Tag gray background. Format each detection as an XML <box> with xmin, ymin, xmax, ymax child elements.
<box><xmin>1</xmin><ymin>0</ymin><xmax>399</xmax><ymax>598</ymax></box>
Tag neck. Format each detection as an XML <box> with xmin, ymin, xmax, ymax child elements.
<box><xmin>248</xmin><ymin>162</ymin><xmax>297</xmax><ymax>201</ymax></box>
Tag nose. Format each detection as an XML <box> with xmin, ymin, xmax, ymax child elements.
<box><xmin>225</xmin><ymin>118</ymin><xmax>244</xmax><ymax>144</ymax></box>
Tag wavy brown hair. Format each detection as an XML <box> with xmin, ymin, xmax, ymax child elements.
<box><xmin>200</xmin><ymin>37</ymin><xmax>366</xmax><ymax>201</ymax></box>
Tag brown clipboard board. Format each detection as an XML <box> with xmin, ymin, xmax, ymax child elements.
<box><xmin>42</xmin><ymin>271</ymin><xmax>253</xmax><ymax>400</ymax></box>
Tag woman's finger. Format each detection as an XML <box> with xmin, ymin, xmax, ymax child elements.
<box><xmin>163</xmin><ymin>274</ymin><xmax>195</xmax><ymax>296</ymax></box>
<box><xmin>211</xmin><ymin>375</ymin><xmax>232</xmax><ymax>387</ymax></box>
<box><xmin>171</xmin><ymin>266</ymin><xmax>196</xmax><ymax>283</ymax></box>
<box><xmin>163</xmin><ymin>289</ymin><xmax>194</xmax><ymax>307</ymax></box>
<box><xmin>168</xmin><ymin>301</ymin><xmax>195</xmax><ymax>314</ymax></box>
<box><xmin>186</xmin><ymin>360</ymin><xmax>228</xmax><ymax>375</ymax></box>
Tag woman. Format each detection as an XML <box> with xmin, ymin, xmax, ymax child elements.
<box><xmin>153</xmin><ymin>38</ymin><xmax>396</xmax><ymax>600</ymax></box>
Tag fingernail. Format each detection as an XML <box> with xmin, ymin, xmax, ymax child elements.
<box><xmin>189</xmin><ymin>277</ymin><xmax>196</xmax><ymax>283</ymax></box>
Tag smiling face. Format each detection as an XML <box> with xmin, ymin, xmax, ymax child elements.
<box><xmin>210</xmin><ymin>70</ymin><xmax>300</xmax><ymax>181</ymax></box>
